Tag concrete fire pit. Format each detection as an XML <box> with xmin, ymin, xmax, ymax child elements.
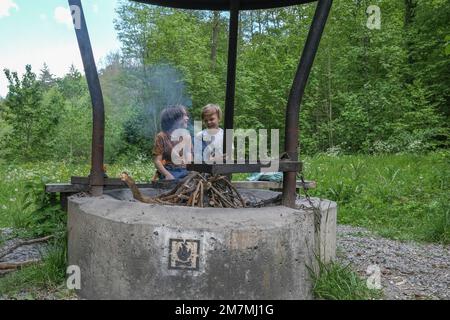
<box><xmin>68</xmin><ymin>189</ymin><xmax>336</xmax><ymax>300</ymax></box>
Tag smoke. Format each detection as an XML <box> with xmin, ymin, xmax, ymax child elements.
<box><xmin>98</xmin><ymin>56</ymin><xmax>194</xmax><ymax>157</ymax></box>
<box><xmin>134</xmin><ymin>64</ymin><xmax>192</xmax><ymax>138</ymax></box>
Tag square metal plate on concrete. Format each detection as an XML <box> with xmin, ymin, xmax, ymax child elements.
<box><xmin>168</xmin><ymin>239</ymin><xmax>200</xmax><ymax>270</ymax></box>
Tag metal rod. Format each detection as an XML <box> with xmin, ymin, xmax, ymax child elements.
<box><xmin>282</xmin><ymin>0</ymin><xmax>332</xmax><ymax>207</ymax></box>
<box><xmin>223</xmin><ymin>0</ymin><xmax>239</xmax><ymax>158</ymax></box>
<box><xmin>68</xmin><ymin>0</ymin><xmax>105</xmax><ymax>195</ymax></box>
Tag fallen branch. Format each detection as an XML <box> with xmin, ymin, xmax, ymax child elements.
<box><xmin>0</xmin><ymin>235</ymin><xmax>53</xmax><ymax>260</ymax></box>
<box><xmin>0</xmin><ymin>259</ymin><xmax>41</xmax><ymax>270</ymax></box>
<box><xmin>0</xmin><ymin>269</ymin><xmax>17</xmax><ymax>276</ymax></box>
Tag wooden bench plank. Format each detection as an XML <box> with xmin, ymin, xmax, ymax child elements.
<box><xmin>45</xmin><ymin>183</ymin><xmax>88</xmax><ymax>193</ymax></box>
<box><xmin>70</xmin><ymin>176</ymin><xmax>178</xmax><ymax>189</ymax></box>
<box><xmin>45</xmin><ymin>181</ymin><xmax>177</xmax><ymax>193</ymax></box>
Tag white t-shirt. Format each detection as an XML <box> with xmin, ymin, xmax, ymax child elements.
<box><xmin>194</xmin><ymin>128</ymin><xmax>224</xmax><ymax>162</ymax></box>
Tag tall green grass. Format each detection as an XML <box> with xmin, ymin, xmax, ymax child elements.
<box><xmin>0</xmin><ymin>160</ymin><xmax>156</xmax><ymax>229</ymax></box>
<box><xmin>304</xmin><ymin>151</ymin><xmax>450</xmax><ymax>244</ymax></box>
<box><xmin>0</xmin><ymin>237</ymin><xmax>69</xmax><ymax>298</ymax></box>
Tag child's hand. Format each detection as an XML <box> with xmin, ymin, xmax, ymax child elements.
<box><xmin>165</xmin><ymin>173</ymin><xmax>175</xmax><ymax>180</ymax></box>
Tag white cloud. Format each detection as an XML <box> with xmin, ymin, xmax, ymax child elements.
<box><xmin>0</xmin><ymin>42</ymin><xmax>84</xmax><ymax>97</ymax></box>
<box><xmin>0</xmin><ymin>39</ymin><xmax>120</xmax><ymax>97</ymax></box>
<box><xmin>93</xmin><ymin>3</ymin><xmax>99</xmax><ymax>14</ymax></box>
<box><xmin>54</xmin><ymin>6</ymin><xmax>72</xmax><ymax>29</ymax></box>
<box><xmin>0</xmin><ymin>0</ymin><xmax>19</xmax><ymax>18</ymax></box>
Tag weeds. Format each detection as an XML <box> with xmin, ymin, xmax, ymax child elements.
<box><xmin>0</xmin><ymin>237</ymin><xmax>68</xmax><ymax>297</ymax></box>
<box><xmin>309</xmin><ymin>258</ymin><xmax>382</xmax><ymax>300</ymax></box>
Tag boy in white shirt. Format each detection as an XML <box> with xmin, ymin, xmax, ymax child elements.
<box><xmin>195</xmin><ymin>104</ymin><xmax>224</xmax><ymax>163</ymax></box>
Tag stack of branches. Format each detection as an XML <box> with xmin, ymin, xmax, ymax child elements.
<box><xmin>120</xmin><ymin>172</ymin><xmax>246</xmax><ymax>208</ymax></box>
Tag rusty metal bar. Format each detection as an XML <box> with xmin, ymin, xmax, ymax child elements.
<box><xmin>187</xmin><ymin>160</ymin><xmax>301</xmax><ymax>175</ymax></box>
<box><xmin>223</xmin><ymin>0</ymin><xmax>240</xmax><ymax>158</ymax></box>
<box><xmin>68</xmin><ymin>0</ymin><xmax>105</xmax><ymax>195</ymax></box>
<box><xmin>282</xmin><ymin>0</ymin><xmax>332</xmax><ymax>207</ymax></box>
<box><xmin>132</xmin><ymin>0</ymin><xmax>316</xmax><ymax>11</ymax></box>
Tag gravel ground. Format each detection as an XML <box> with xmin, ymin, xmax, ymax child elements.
<box><xmin>337</xmin><ymin>225</ymin><xmax>449</xmax><ymax>300</ymax></box>
<box><xmin>0</xmin><ymin>228</ymin><xmax>47</xmax><ymax>270</ymax></box>
<box><xmin>0</xmin><ymin>227</ymin><xmax>51</xmax><ymax>282</ymax></box>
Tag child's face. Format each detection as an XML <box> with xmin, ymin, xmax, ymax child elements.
<box><xmin>203</xmin><ymin>113</ymin><xmax>220</xmax><ymax>129</ymax></box>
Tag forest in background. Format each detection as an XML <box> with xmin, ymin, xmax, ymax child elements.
<box><xmin>0</xmin><ymin>0</ymin><xmax>448</xmax><ymax>163</ymax></box>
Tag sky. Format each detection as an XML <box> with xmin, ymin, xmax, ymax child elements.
<box><xmin>0</xmin><ymin>0</ymin><xmax>122</xmax><ymax>97</ymax></box>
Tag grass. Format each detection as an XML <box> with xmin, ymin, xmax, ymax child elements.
<box><xmin>309</xmin><ymin>259</ymin><xmax>382</xmax><ymax>300</ymax></box>
<box><xmin>0</xmin><ymin>237</ymin><xmax>72</xmax><ymax>299</ymax></box>
<box><xmin>234</xmin><ymin>152</ymin><xmax>449</xmax><ymax>244</ymax></box>
<box><xmin>303</xmin><ymin>151</ymin><xmax>450</xmax><ymax>244</ymax></box>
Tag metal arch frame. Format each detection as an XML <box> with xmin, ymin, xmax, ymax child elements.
<box><xmin>282</xmin><ymin>0</ymin><xmax>332</xmax><ymax>206</ymax></box>
<box><xmin>132</xmin><ymin>0</ymin><xmax>316</xmax><ymax>11</ymax></box>
<box><xmin>68</xmin><ymin>0</ymin><xmax>333</xmax><ymax>207</ymax></box>
<box><xmin>68</xmin><ymin>0</ymin><xmax>105</xmax><ymax>196</ymax></box>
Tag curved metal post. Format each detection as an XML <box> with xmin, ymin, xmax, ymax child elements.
<box><xmin>68</xmin><ymin>0</ymin><xmax>105</xmax><ymax>195</ymax></box>
<box><xmin>282</xmin><ymin>0</ymin><xmax>333</xmax><ymax>207</ymax></box>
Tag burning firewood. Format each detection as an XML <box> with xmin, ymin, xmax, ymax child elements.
<box><xmin>120</xmin><ymin>172</ymin><xmax>246</xmax><ymax>208</ymax></box>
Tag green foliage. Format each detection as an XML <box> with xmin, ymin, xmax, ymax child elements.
<box><xmin>56</xmin><ymin>64</ymin><xmax>86</xmax><ymax>101</ymax></box>
<box><xmin>2</xmin><ymin>1</ymin><xmax>447</xmax><ymax>162</ymax></box>
<box><xmin>0</xmin><ymin>160</ymin><xmax>156</xmax><ymax>229</ymax></box>
<box><xmin>309</xmin><ymin>258</ymin><xmax>382</xmax><ymax>300</ymax></box>
<box><xmin>21</xmin><ymin>180</ymin><xmax>66</xmax><ymax>238</ymax></box>
<box><xmin>2</xmin><ymin>65</ymin><xmax>60</xmax><ymax>161</ymax></box>
<box><xmin>38</xmin><ymin>63</ymin><xmax>56</xmax><ymax>90</ymax></box>
<box><xmin>52</xmin><ymin>94</ymin><xmax>92</xmax><ymax>162</ymax></box>
<box><xmin>305</xmin><ymin>151</ymin><xmax>450</xmax><ymax>244</ymax></box>
<box><xmin>0</xmin><ymin>169</ymin><xmax>68</xmax><ymax>298</ymax></box>
<box><xmin>110</xmin><ymin>0</ymin><xmax>448</xmax><ymax>155</ymax></box>
<box><xmin>0</xmin><ymin>238</ymin><xmax>68</xmax><ymax>298</ymax></box>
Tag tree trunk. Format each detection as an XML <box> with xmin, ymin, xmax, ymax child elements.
<box><xmin>211</xmin><ymin>11</ymin><xmax>220</xmax><ymax>71</ymax></box>
<box><xmin>404</xmin><ymin>0</ymin><xmax>417</xmax><ymax>83</ymax></box>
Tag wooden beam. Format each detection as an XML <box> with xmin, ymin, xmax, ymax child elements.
<box><xmin>45</xmin><ymin>183</ymin><xmax>88</xmax><ymax>193</ymax></box>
